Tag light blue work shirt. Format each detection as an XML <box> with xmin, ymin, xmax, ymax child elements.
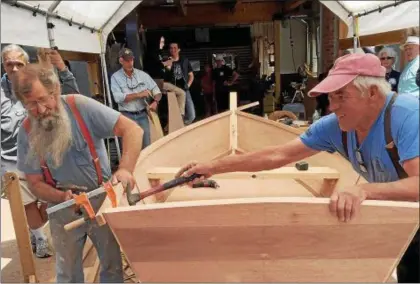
<box><xmin>398</xmin><ymin>56</ymin><xmax>419</xmax><ymax>98</ymax></box>
<box><xmin>17</xmin><ymin>95</ymin><xmax>121</xmax><ymax>193</ymax></box>
<box><xmin>110</xmin><ymin>68</ymin><xmax>161</xmax><ymax>112</ymax></box>
<box><xmin>300</xmin><ymin>93</ymin><xmax>419</xmax><ymax>183</ymax></box>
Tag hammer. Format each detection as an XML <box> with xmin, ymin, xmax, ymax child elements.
<box><xmin>126</xmin><ymin>173</ymin><xmax>217</xmax><ymax>206</ymax></box>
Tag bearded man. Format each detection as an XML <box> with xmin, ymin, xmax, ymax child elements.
<box><xmin>13</xmin><ymin>63</ymin><xmax>144</xmax><ymax>283</ymax></box>
<box><xmin>1</xmin><ymin>44</ymin><xmax>79</xmax><ymax>258</ymax></box>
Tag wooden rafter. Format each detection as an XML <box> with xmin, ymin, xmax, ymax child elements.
<box><xmin>283</xmin><ymin>0</ymin><xmax>307</xmax><ymax>13</ymax></box>
<box><xmin>175</xmin><ymin>0</ymin><xmax>187</xmax><ymax>16</ymax></box>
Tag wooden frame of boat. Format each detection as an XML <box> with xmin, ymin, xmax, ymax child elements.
<box><xmin>67</xmin><ymin>93</ymin><xmax>419</xmax><ymax>282</ymax></box>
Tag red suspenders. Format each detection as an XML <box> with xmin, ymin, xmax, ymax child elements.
<box><xmin>22</xmin><ymin>95</ymin><xmax>103</xmax><ymax>187</ymax></box>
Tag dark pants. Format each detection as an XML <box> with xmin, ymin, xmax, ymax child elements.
<box><xmin>203</xmin><ymin>93</ymin><xmax>217</xmax><ymax>117</ymax></box>
<box><xmin>215</xmin><ymin>88</ymin><xmax>230</xmax><ymax>113</ymax></box>
<box><xmin>397</xmin><ymin>228</ymin><xmax>419</xmax><ymax>283</ymax></box>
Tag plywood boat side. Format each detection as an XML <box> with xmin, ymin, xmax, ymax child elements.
<box><xmin>102</xmin><ymin>197</ymin><xmax>419</xmax><ymax>282</ymax></box>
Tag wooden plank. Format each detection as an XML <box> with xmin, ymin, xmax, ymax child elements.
<box><xmin>237</xmin><ymin>101</ymin><xmax>259</xmax><ymax>111</ymax></box>
<box><xmin>146</xmin><ymin>166</ymin><xmax>340</xmax><ymax>180</ymax></box>
<box><xmin>147</xmin><ymin>111</ymin><xmax>164</xmax><ymax>144</ymax></box>
<box><xmin>102</xmin><ymin>197</ymin><xmax>419</xmax><ymax>283</ymax></box>
<box><xmin>86</xmin><ymin>257</ymin><xmax>100</xmax><ymax>283</ymax></box>
<box><xmin>229</xmin><ymin>92</ymin><xmax>238</xmax><ymax>151</ymax></box>
<box><xmin>3</xmin><ymin>173</ymin><xmax>38</xmax><ymax>283</ymax></box>
<box><xmin>82</xmin><ymin>237</ymin><xmax>94</xmax><ymax>262</ymax></box>
<box><xmin>167</xmin><ymin>91</ymin><xmax>184</xmax><ymax>133</ymax></box>
<box><xmin>339</xmin><ymin>29</ymin><xmax>406</xmax><ymax>50</ymax></box>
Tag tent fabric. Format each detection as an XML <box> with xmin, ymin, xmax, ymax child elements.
<box><xmin>320</xmin><ymin>1</ymin><xmax>419</xmax><ymax>38</ymax></box>
<box><xmin>1</xmin><ymin>0</ymin><xmax>142</xmax><ymax>54</ymax></box>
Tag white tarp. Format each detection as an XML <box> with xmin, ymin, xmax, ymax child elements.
<box><xmin>1</xmin><ymin>1</ymin><xmax>142</xmax><ymax>54</ymax></box>
<box><xmin>320</xmin><ymin>1</ymin><xmax>420</xmax><ymax>38</ymax></box>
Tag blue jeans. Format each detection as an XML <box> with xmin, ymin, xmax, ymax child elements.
<box><xmin>121</xmin><ymin>110</ymin><xmax>151</xmax><ymax>149</ymax></box>
<box><xmin>183</xmin><ymin>90</ymin><xmax>196</xmax><ymax>125</ymax></box>
<box><xmin>48</xmin><ymin>194</ymin><xmax>123</xmax><ymax>283</ymax></box>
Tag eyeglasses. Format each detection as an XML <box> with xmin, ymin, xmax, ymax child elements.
<box><xmin>355</xmin><ymin>149</ymin><xmax>368</xmax><ymax>173</ymax></box>
<box><xmin>380</xmin><ymin>57</ymin><xmax>394</xmax><ymax>60</ymax></box>
<box><xmin>125</xmin><ymin>75</ymin><xmax>145</xmax><ymax>90</ymax></box>
<box><xmin>24</xmin><ymin>95</ymin><xmax>54</xmax><ymax>111</ymax></box>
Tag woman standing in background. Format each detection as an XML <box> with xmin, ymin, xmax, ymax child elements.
<box><xmin>377</xmin><ymin>47</ymin><xmax>400</xmax><ymax>92</ymax></box>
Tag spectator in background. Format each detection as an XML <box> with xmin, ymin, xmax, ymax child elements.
<box><xmin>201</xmin><ymin>63</ymin><xmax>216</xmax><ymax>117</ymax></box>
<box><xmin>212</xmin><ymin>55</ymin><xmax>239</xmax><ymax>112</ymax></box>
<box><xmin>110</xmin><ymin>48</ymin><xmax>162</xmax><ymax>149</ymax></box>
<box><xmin>398</xmin><ymin>36</ymin><xmax>419</xmax><ymax>98</ymax></box>
<box><xmin>377</xmin><ymin>47</ymin><xmax>400</xmax><ymax>92</ymax></box>
<box><xmin>165</xmin><ymin>42</ymin><xmax>195</xmax><ymax>125</ymax></box>
<box><xmin>143</xmin><ymin>36</ymin><xmax>186</xmax><ymax>117</ymax></box>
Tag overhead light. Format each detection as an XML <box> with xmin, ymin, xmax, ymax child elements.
<box><xmin>166</xmin><ymin>0</ymin><xmax>175</xmax><ymax>3</ymax></box>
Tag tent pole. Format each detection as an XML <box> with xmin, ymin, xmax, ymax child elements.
<box><xmin>99</xmin><ymin>33</ymin><xmax>122</xmax><ymax>162</ymax></box>
<box><xmin>352</xmin><ymin>16</ymin><xmax>358</xmax><ymax>51</ymax></box>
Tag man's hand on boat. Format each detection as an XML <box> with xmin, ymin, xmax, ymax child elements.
<box><xmin>112</xmin><ymin>168</ymin><xmax>137</xmax><ymax>191</ymax></box>
<box><xmin>329</xmin><ymin>186</ymin><xmax>367</xmax><ymax>223</ymax></box>
<box><xmin>175</xmin><ymin>161</ymin><xmax>213</xmax><ymax>187</ymax></box>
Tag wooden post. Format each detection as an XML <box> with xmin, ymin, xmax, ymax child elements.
<box><xmin>274</xmin><ymin>20</ymin><xmax>282</xmax><ymax>106</ymax></box>
<box><xmin>167</xmin><ymin>91</ymin><xmax>185</xmax><ymax>133</ymax></box>
<box><xmin>229</xmin><ymin>92</ymin><xmax>238</xmax><ymax>154</ymax></box>
<box><xmin>3</xmin><ymin>172</ymin><xmax>38</xmax><ymax>283</ymax></box>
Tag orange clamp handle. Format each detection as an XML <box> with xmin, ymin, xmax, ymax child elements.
<box><xmin>103</xmin><ymin>181</ymin><xmax>117</xmax><ymax>208</ymax></box>
<box><xmin>74</xmin><ymin>193</ymin><xmax>95</xmax><ymax>220</ymax></box>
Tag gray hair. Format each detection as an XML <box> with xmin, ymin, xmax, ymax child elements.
<box><xmin>377</xmin><ymin>47</ymin><xmax>397</xmax><ymax>59</ymax></box>
<box><xmin>1</xmin><ymin>44</ymin><xmax>30</xmax><ymax>63</ymax></box>
<box><xmin>11</xmin><ymin>63</ymin><xmax>60</xmax><ymax>102</ymax></box>
<box><xmin>352</xmin><ymin>76</ymin><xmax>392</xmax><ymax>97</ymax></box>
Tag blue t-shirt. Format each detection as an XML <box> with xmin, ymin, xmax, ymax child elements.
<box><xmin>17</xmin><ymin>94</ymin><xmax>121</xmax><ymax>192</ymax></box>
<box><xmin>300</xmin><ymin>93</ymin><xmax>419</xmax><ymax>183</ymax></box>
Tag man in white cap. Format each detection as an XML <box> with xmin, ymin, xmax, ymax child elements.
<box><xmin>398</xmin><ymin>36</ymin><xmax>419</xmax><ymax>97</ymax></box>
<box><xmin>175</xmin><ymin>53</ymin><xmax>419</xmax><ymax>283</ymax></box>
<box><xmin>212</xmin><ymin>54</ymin><xmax>239</xmax><ymax>112</ymax></box>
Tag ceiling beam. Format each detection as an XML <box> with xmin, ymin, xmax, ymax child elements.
<box><xmin>283</xmin><ymin>0</ymin><xmax>307</xmax><ymax>13</ymax></box>
<box><xmin>139</xmin><ymin>1</ymin><xmax>285</xmax><ymax>28</ymax></box>
<box><xmin>175</xmin><ymin>0</ymin><xmax>187</xmax><ymax>16</ymax></box>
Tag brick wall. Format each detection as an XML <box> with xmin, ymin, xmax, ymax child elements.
<box><xmin>320</xmin><ymin>4</ymin><xmax>338</xmax><ymax>73</ymax></box>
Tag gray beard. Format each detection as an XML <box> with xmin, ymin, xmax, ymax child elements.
<box><xmin>26</xmin><ymin>101</ymin><xmax>73</xmax><ymax>169</ymax></box>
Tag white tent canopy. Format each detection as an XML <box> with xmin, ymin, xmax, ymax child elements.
<box><xmin>320</xmin><ymin>1</ymin><xmax>419</xmax><ymax>38</ymax></box>
<box><xmin>1</xmin><ymin>0</ymin><xmax>142</xmax><ymax>54</ymax></box>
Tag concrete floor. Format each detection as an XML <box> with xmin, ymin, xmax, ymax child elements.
<box><xmin>1</xmin><ymin>198</ymin><xmax>55</xmax><ymax>283</ymax></box>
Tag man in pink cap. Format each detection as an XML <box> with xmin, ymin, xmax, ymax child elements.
<box><xmin>175</xmin><ymin>53</ymin><xmax>419</xmax><ymax>283</ymax></box>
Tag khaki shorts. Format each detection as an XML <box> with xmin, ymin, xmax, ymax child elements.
<box><xmin>19</xmin><ymin>178</ymin><xmax>40</xmax><ymax>206</ymax></box>
<box><xmin>2</xmin><ymin>159</ymin><xmax>45</xmax><ymax>206</ymax></box>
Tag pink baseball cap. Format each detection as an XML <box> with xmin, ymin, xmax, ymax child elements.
<box><xmin>308</xmin><ymin>53</ymin><xmax>386</xmax><ymax>97</ymax></box>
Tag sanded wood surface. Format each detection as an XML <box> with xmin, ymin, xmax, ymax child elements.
<box><xmin>167</xmin><ymin>91</ymin><xmax>185</xmax><ymax>133</ymax></box>
<box><xmin>103</xmin><ymin>197</ymin><xmax>419</xmax><ymax>282</ymax></box>
<box><xmin>147</xmin><ymin>166</ymin><xmax>340</xmax><ymax>180</ymax></box>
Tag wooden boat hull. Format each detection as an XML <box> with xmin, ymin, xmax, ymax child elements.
<box><xmin>98</xmin><ymin>98</ymin><xmax>418</xmax><ymax>282</ymax></box>
<box><xmin>103</xmin><ymin>198</ymin><xmax>418</xmax><ymax>282</ymax></box>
